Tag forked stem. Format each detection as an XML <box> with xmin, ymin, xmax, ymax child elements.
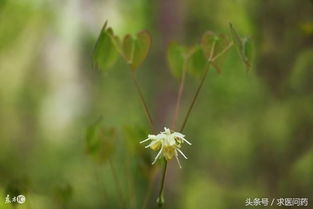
<box><xmin>180</xmin><ymin>38</ymin><xmax>231</xmax><ymax>132</ymax></box>
<box><xmin>211</xmin><ymin>42</ymin><xmax>233</xmax><ymax>61</ymax></box>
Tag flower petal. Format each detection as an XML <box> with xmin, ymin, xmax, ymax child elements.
<box><xmin>177</xmin><ymin>148</ymin><xmax>188</xmax><ymax>159</ymax></box>
<box><xmin>140</xmin><ymin>138</ymin><xmax>151</xmax><ymax>144</ymax></box>
<box><xmin>152</xmin><ymin>147</ymin><xmax>163</xmax><ymax>165</ymax></box>
<box><xmin>181</xmin><ymin>137</ymin><xmax>192</xmax><ymax>145</ymax></box>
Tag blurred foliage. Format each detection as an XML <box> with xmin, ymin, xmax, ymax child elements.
<box><xmin>54</xmin><ymin>182</ymin><xmax>73</xmax><ymax>209</ymax></box>
<box><xmin>0</xmin><ymin>0</ymin><xmax>312</xmax><ymax>209</ymax></box>
<box><xmin>85</xmin><ymin>117</ymin><xmax>115</xmax><ymax>163</ymax></box>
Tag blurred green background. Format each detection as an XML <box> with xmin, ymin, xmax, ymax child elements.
<box><xmin>0</xmin><ymin>0</ymin><xmax>312</xmax><ymax>209</ymax></box>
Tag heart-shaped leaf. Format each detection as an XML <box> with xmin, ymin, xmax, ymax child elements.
<box><xmin>93</xmin><ymin>22</ymin><xmax>118</xmax><ymax>71</ymax></box>
<box><xmin>201</xmin><ymin>32</ymin><xmax>230</xmax><ymax>73</ymax></box>
<box><xmin>107</xmin><ymin>27</ymin><xmax>123</xmax><ymax>55</ymax></box>
<box><xmin>122</xmin><ymin>34</ymin><xmax>135</xmax><ymax>64</ymax></box>
<box><xmin>120</xmin><ymin>31</ymin><xmax>151</xmax><ymax>71</ymax></box>
<box><xmin>202</xmin><ymin>32</ymin><xmax>229</xmax><ymax>59</ymax></box>
<box><xmin>201</xmin><ymin>31</ymin><xmax>216</xmax><ymax>59</ymax></box>
<box><xmin>131</xmin><ymin>31</ymin><xmax>151</xmax><ymax>71</ymax></box>
<box><xmin>167</xmin><ymin>42</ymin><xmax>186</xmax><ymax>78</ymax></box>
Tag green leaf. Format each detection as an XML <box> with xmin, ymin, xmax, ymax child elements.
<box><xmin>201</xmin><ymin>31</ymin><xmax>216</xmax><ymax>59</ymax></box>
<box><xmin>167</xmin><ymin>42</ymin><xmax>186</xmax><ymax>78</ymax></box>
<box><xmin>242</xmin><ymin>37</ymin><xmax>252</xmax><ymax>67</ymax></box>
<box><xmin>120</xmin><ymin>31</ymin><xmax>151</xmax><ymax>71</ymax></box>
<box><xmin>122</xmin><ymin>34</ymin><xmax>135</xmax><ymax>64</ymax></box>
<box><xmin>93</xmin><ymin>22</ymin><xmax>118</xmax><ymax>71</ymax></box>
<box><xmin>107</xmin><ymin>27</ymin><xmax>123</xmax><ymax>55</ymax></box>
<box><xmin>229</xmin><ymin>23</ymin><xmax>242</xmax><ymax>49</ymax></box>
<box><xmin>202</xmin><ymin>32</ymin><xmax>229</xmax><ymax>58</ymax></box>
<box><xmin>85</xmin><ymin>117</ymin><xmax>115</xmax><ymax>163</ymax></box>
<box><xmin>188</xmin><ymin>45</ymin><xmax>207</xmax><ymax>77</ymax></box>
<box><xmin>229</xmin><ymin>23</ymin><xmax>251</xmax><ymax>71</ymax></box>
<box><xmin>131</xmin><ymin>31</ymin><xmax>151</xmax><ymax>71</ymax></box>
<box><xmin>201</xmin><ymin>32</ymin><xmax>229</xmax><ymax>73</ymax></box>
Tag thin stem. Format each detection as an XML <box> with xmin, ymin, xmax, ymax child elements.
<box><xmin>179</xmin><ymin>37</ymin><xmax>223</xmax><ymax>132</ymax></box>
<box><xmin>172</xmin><ymin>61</ymin><xmax>188</xmax><ymax>130</ymax></box>
<box><xmin>209</xmin><ymin>41</ymin><xmax>216</xmax><ymax>59</ymax></box>
<box><xmin>131</xmin><ymin>71</ymin><xmax>154</xmax><ymax>129</ymax></box>
<box><xmin>157</xmin><ymin>160</ymin><xmax>168</xmax><ymax>209</ymax></box>
<box><xmin>180</xmin><ymin>64</ymin><xmax>210</xmax><ymax>132</ymax></box>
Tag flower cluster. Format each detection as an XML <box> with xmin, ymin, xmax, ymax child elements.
<box><xmin>140</xmin><ymin>127</ymin><xmax>191</xmax><ymax>168</ymax></box>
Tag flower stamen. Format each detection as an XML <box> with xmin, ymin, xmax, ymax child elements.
<box><xmin>175</xmin><ymin>150</ymin><xmax>182</xmax><ymax>168</ymax></box>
